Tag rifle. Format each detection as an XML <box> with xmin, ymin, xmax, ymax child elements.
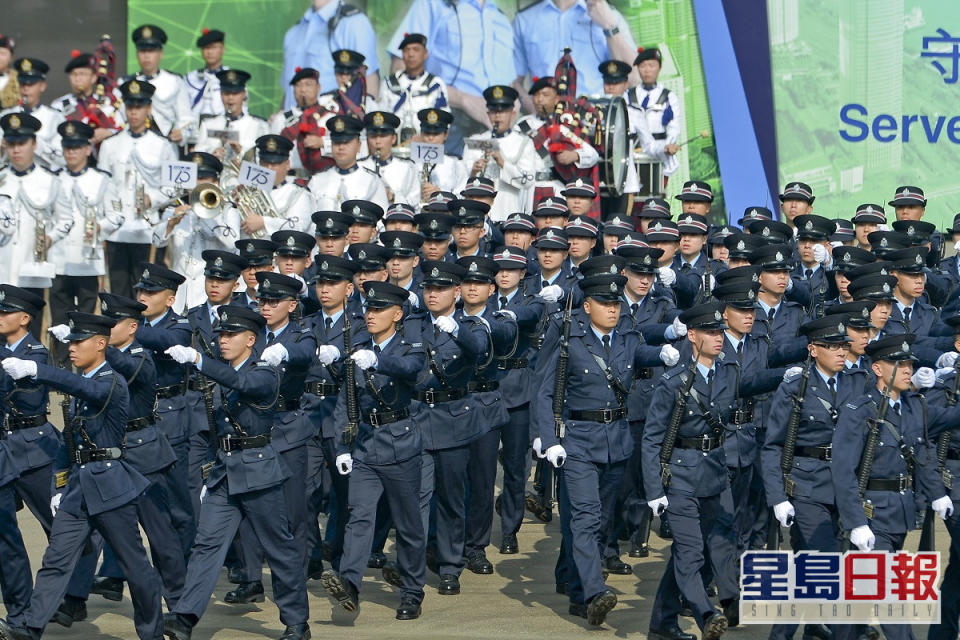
<box><xmin>767</xmin><ymin>355</ymin><xmax>813</xmax><ymax>550</ymax></box>
<box><xmin>936</xmin><ymin>359</ymin><xmax>960</xmax><ymax>489</ymax></box>
<box><xmin>697</xmin><ymin>254</ymin><xmax>713</xmax><ymax>304</ymax></box>
<box><xmin>192</xmin><ymin>329</ymin><xmax>218</xmax><ymax>480</ymax></box>
<box><xmin>55</xmin><ymin>361</ymin><xmax>75</xmax><ymax>491</ymax></box>
<box><xmin>660</xmin><ymin>343</ymin><xmax>702</xmax><ymax>489</ymax></box>
<box><xmin>341</xmin><ymin>311</ymin><xmax>360</xmax><ymax>448</ymax></box>
<box><xmin>543</xmin><ymin>291</ymin><xmax>576</xmax><ymax>511</ymax></box>
<box><xmin>856</xmin><ymin>364</ymin><xmax>900</xmax><ymax>520</ymax></box>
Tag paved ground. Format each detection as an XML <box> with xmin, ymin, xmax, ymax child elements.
<box><xmin>7</xmin><ymin>499</ymin><xmax>945</xmax><ymax>639</ymax></box>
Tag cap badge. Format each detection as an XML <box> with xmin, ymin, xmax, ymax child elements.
<box><xmin>915</xmin><ymin>253</ymin><xmax>923</xmax><ymax>264</ymax></box>
<box><xmin>0</xmin><ymin>290</ymin><xmax>5</xmax><ymax>302</ymax></box>
<box><xmin>545</xmin><ymin>229</ymin><xmax>555</xmax><ymax>239</ymax></box>
<box><xmin>623</xmin><ymin>234</ymin><xmax>633</xmax><ymax>242</ymax></box>
<box><xmin>352</xmin><ymin>205</ymin><xmax>361</xmax><ymax>215</ymax></box>
<box><xmin>907</xmin><ymin>226</ymin><xmax>916</xmax><ymax>236</ymax></box>
<box><xmin>736</xmin><ymin>240</ymin><xmax>745</xmax><ymax>251</ymax></box>
<box><xmin>609</xmin><ymin>281</ymin><xmax>618</xmax><ymax>292</ymax></box>
<box><xmin>843</xmin><ymin>252</ymin><xmax>851</xmax><ymax>262</ymax></box>
<box><xmin>804</xmin><ymin>220</ymin><xmax>813</xmax><ymax>230</ymax></box>
<box><xmin>643</xmin><ymin>255</ymin><xmax>651</xmax><ymax>265</ymax></box>
<box><xmin>325</xmin><ymin>218</ymin><xmax>333</xmax><ymax>228</ymax></box>
<box><xmin>750</xmin><ymin>209</ymin><xmax>757</xmax><ymax>216</ymax></box>
<box><xmin>9</xmin><ymin>115</ymin><xmax>20</xmax><ymax>129</ymax></box>
<box><xmin>392</xmin><ymin>237</ymin><xmax>402</xmax><ymax>248</ymax></box>
<box><xmin>607</xmin><ymin>61</ymin><xmax>618</xmax><ymax>74</ymax></box>
<box><xmin>129</xmin><ymin>81</ymin><xmax>141</xmax><ymax>95</ymax></box>
<box><xmin>220</xmin><ymin>310</ymin><xmax>228</xmax><ymax>322</ymax></box>
<box><xmin>748</xmin><ymin>289</ymin><xmax>755</xmax><ymax>299</ymax></box>
<box><xmin>762</xmin><ymin>227</ymin><xmax>771</xmax><ymax>237</ymax></box>
<box><xmin>751</xmin><ymin>273</ymin><xmax>759</xmax><ymax>282</ymax></box>
<box><xmin>100</xmin><ymin>299</ymin><xmax>108</xmax><ymax>311</ymax></box>
<box><xmin>265</xmin><ymin>138</ymin><xmax>278</xmax><ymax>152</ymax></box>
<box><xmin>368</xmin><ymin>287</ymin><xmax>376</xmax><ymax>297</ymax></box>
<box><xmin>459</xmin><ymin>206</ymin><xmax>466</xmax><ymax>216</ymax></box>
<box><xmin>286</xmin><ymin>235</ymin><xmax>296</xmax><ymax>246</ymax></box>
<box><xmin>468</xmin><ymin>262</ymin><xmax>478</xmax><ymax>272</ymax></box>
<box><xmin>214</xmin><ymin>256</ymin><xmax>223</xmax><ymax>267</ymax></box>
<box><xmin>226</xmin><ymin>70</ymin><xmax>237</xmax><ymax>83</ymax></box>
<box><xmin>865</xmin><ymin>206</ymin><xmax>874</xmax><ymax>214</ymax></box>
<box><xmin>334</xmin><ymin>119</ymin><xmax>345</xmax><ymax>132</ymax></box>
<box><xmin>358</xmin><ymin>249</ymin><xmax>366</xmax><ymax>260</ymax></box>
<box><xmin>880</xmin><ymin>237</ymin><xmax>888</xmax><ymax>248</ymax></box>
<box><xmin>142</xmin><ymin>26</ymin><xmax>153</xmax><ymax>38</ymax></box>
<box><xmin>775</xmin><ymin>251</ymin><xmax>784</xmax><ymax>262</ymax></box>
<box><xmin>372</xmin><ymin>112</ymin><xmax>384</xmax><ymax>126</ymax></box>
<box><xmin>426</xmin><ymin>110</ymin><xmax>439</xmax><ymax>124</ymax></box>
<box><xmin>575</xmin><ymin>178</ymin><xmax>584</xmax><ymax>187</ymax></box>
<box><xmin>338</xmin><ymin>50</ymin><xmax>350</xmax><ymax>63</ymax></box>
<box><xmin>246</xmin><ymin>242</ymin><xmax>254</xmax><ymax>252</ymax></box>
<box><xmin>65</xmin><ymin>123</ymin><xmax>76</xmax><ymax>136</ymax></box>
<box><xmin>21</xmin><ymin>59</ymin><xmax>32</xmax><ymax>72</ymax></box>
<box><xmin>263</xmin><ymin>278</ymin><xmax>271</xmax><ymax>289</ymax></box>
<box><xmin>714</xmin><ymin>310</ymin><xmax>722</xmax><ymax>321</ymax></box>
<box><xmin>837</xmin><ymin>322</ymin><xmax>845</xmax><ymax>333</ymax></box>
<box><xmin>142</xmin><ymin>268</ymin><xmax>150</xmax><ymax>280</ymax></box>
<box><xmin>653</xmin><ymin>222</ymin><xmax>663</xmax><ymax>232</ymax></box>
<box><xmin>902</xmin><ymin>341</ymin><xmax>910</xmax><ymax>352</ymax></box>
<box><xmin>882</xmin><ymin>282</ymin><xmax>891</xmax><ymax>293</ymax></box>
<box><xmin>492</xmin><ymin>86</ymin><xmax>504</xmax><ymax>99</ymax></box>
<box><xmin>431</xmin><ymin>267</ymin><xmax>440</xmax><ymax>277</ymax></box>
<box><xmin>68</xmin><ymin>319</ymin><xmax>75</xmax><ymax>329</ymax></box>
<box><xmin>862</xmin><ymin>307</ymin><xmax>869</xmax><ymax>318</ymax></box>
<box><xmin>320</xmin><ymin>260</ymin><xmax>329</xmax><ymax>270</ymax></box>
<box><xmin>429</xmin><ymin>219</ymin><xmax>438</xmax><ymax>230</ymax></box>
<box><xmin>192</xmin><ymin>154</ymin><xmax>203</xmax><ymax>164</ymax></box>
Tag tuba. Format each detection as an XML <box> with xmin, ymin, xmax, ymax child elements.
<box><xmin>232</xmin><ymin>184</ymin><xmax>279</xmax><ymax>239</ymax></box>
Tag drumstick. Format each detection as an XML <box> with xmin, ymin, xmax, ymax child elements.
<box><xmin>677</xmin><ymin>130</ymin><xmax>709</xmax><ymax>148</ymax></box>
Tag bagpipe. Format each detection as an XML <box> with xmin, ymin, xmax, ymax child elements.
<box><xmin>64</xmin><ymin>37</ymin><xmax>123</xmax><ymax>136</ymax></box>
<box><xmin>280</xmin><ymin>101</ymin><xmax>335</xmax><ymax>174</ymax></box>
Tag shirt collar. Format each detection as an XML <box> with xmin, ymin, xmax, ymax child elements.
<box><xmin>67</xmin><ymin>167</ymin><xmax>88</xmax><ymax>177</ymax></box>
<box><xmin>623</xmin><ymin>291</ymin><xmax>645</xmax><ymax>306</ymax></box>
<box><xmin>375</xmin><ymin>332</ymin><xmax>396</xmax><ymax>351</ymax></box>
<box><xmin>724</xmin><ymin>331</ymin><xmax>744</xmax><ymax>351</ymax></box>
<box><xmin>695</xmin><ymin>361</ymin><xmax>715</xmax><ymax>381</ymax></box>
<box><xmin>846</xmin><ymin>356</ymin><xmax>863</xmax><ymax>369</ymax></box>
<box><xmin>895</xmin><ymin>299</ymin><xmax>915</xmax><ymax>315</ymax></box>
<box><xmin>757</xmin><ymin>299</ymin><xmax>780</xmax><ymax>316</ymax></box>
<box><xmin>234</xmin><ymin>356</ymin><xmax>249</xmax><ymax>371</ymax></box>
<box><xmin>322</xmin><ymin>308</ymin><xmax>344</xmax><ymax>325</ymax></box>
<box><xmin>548</xmin><ymin>0</ymin><xmax>587</xmax><ymax>11</ymax></box>
<box><xmin>336</xmin><ymin>164</ymin><xmax>360</xmax><ymax>175</ymax></box>
<box><xmin>267</xmin><ymin>322</ymin><xmax>289</xmax><ymax>338</ymax></box>
<box><xmin>83</xmin><ymin>361</ymin><xmax>107</xmax><ymax>378</ymax></box>
<box><xmin>11</xmin><ymin>164</ymin><xmax>35</xmax><ymax>177</ymax></box>
<box><xmin>500</xmin><ymin>288</ymin><xmax>519</xmax><ymax>304</ymax></box>
<box><xmin>6</xmin><ymin>334</ymin><xmax>28</xmax><ymax>351</ymax></box>
<box><xmin>542</xmin><ymin>271</ymin><xmax>561</xmax><ymax>286</ymax></box>
<box><xmin>150</xmin><ymin>310</ymin><xmax>170</xmax><ymax>327</ymax></box>
<box><xmin>815</xmin><ymin>366</ymin><xmax>837</xmax><ymax>387</ymax></box>
<box><xmin>591</xmin><ymin>325</ymin><xmax>613</xmax><ymax>345</ymax></box>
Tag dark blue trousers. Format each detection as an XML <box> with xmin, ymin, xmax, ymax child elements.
<box><xmin>319</xmin><ymin>435</ymin><xmax>348</xmax><ymax>568</ymax></box>
<box><xmin>498</xmin><ymin>404</ymin><xmax>530</xmax><ymax>538</ymax></box>
<box><xmin>26</xmin><ymin>502</ymin><xmax>162</xmax><ymax>639</ymax></box>
<box><xmin>340</xmin><ymin>457</ymin><xmax>425</xmax><ymax>602</ymax></box>
<box><xmin>650</xmin><ymin>490</ymin><xmax>737</xmax><ymax>631</ymax></box>
<box><xmin>465</xmin><ymin>428</ymin><xmax>501</xmax><ymax>556</ymax></box>
<box><xmin>606</xmin><ymin>420</ymin><xmax>646</xmax><ymax>559</ymax></box>
<box><xmin>561</xmin><ymin>457</ymin><xmax>626</xmax><ymax>602</ymax></box>
<box><xmin>173</xmin><ymin>481</ymin><xmax>308</xmax><ymax>626</ymax></box>
<box><xmin>420</xmin><ymin>445</ymin><xmax>470</xmax><ymax>576</ymax></box>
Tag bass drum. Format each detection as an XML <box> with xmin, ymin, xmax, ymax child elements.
<box><xmin>588</xmin><ymin>97</ymin><xmax>629</xmax><ymax>197</ymax></box>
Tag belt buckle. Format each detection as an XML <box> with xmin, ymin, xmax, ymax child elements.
<box><xmin>700</xmin><ymin>435</ymin><xmax>712</xmax><ymax>452</ymax></box>
<box><xmin>600</xmin><ymin>408</ymin><xmax>614</xmax><ymax>423</ymax></box>
<box><xmin>898</xmin><ymin>475</ymin><xmax>908</xmax><ymax>492</ymax></box>
<box><xmin>221</xmin><ymin>436</ymin><xmax>233</xmax><ymax>452</ymax></box>
<box><xmin>369</xmin><ymin>410</ymin><xmax>380</xmax><ymax>427</ymax></box>
<box><xmin>424</xmin><ymin>390</ymin><xmax>435</xmax><ymax>405</ymax></box>
<box><xmin>74</xmin><ymin>450</ymin><xmax>84</xmax><ymax>465</ymax></box>
<box><xmin>822</xmin><ymin>446</ymin><xmax>832</xmax><ymax>461</ymax></box>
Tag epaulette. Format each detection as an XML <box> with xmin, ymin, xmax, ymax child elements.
<box><xmin>130</xmin><ymin>347</ymin><xmax>143</xmax><ymax>354</ymax></box>
<box><xmin>97</xmin><ymin>369</ymin><xmax>114</xmax><ymax>377</ymax></box>
<box><xmin>176</xmin><ymin>318</ymin><xmax>190</xmax><ymax>324</ymax></box>
<box><xmin>340</xmin><ymin>3</ymin><xmax>360</xmax><ymax>17</ymax></box>
<box><xmin>28</xmin><ymin>343</ymin><xmax>46</xmax><ymax>351</ymax></box>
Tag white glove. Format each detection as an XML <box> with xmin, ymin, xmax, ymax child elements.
<box><xmin>660</xmin><ymin>344</ymin><xmax>680</xmax><ymax>367</ymax></box>
<box><xmin>657</xmin><ymin>266</ymin><xmax>676</xmax><ymax>286</ymax></box>
<box><xmin>538</xmin><ymin>284</ymin><xmax>564</xmax><ymax>303</ymax></box>
<box><xmin>336</xmin><ymin>453</ymin><xmax>353</xmax><ymax>475</ymax></box>
<box><xmin>434</xmin><ymin>315</ymin><xmax>458</xmax><ymax>334</ymax></box>
<box><xmin>165</xmin><ymin>345</ymin><xmax>199</xmax><ymax>365</ymax></box>
<box><xmin>911</xmin><ymin>367</ymin><xmax>935</xmax><ymax>389</ymax></box>
<box><xmin>316</xmin><ymin>345</ymin><xmax>340</xmax><ymax>366</ymax></box>
<box><xmin>292</xmin><ymin>273</ymin><xmax>308</xmax><ymax>296</ymax></box>
<box><xmin>50</xmin><ymin>492</ymin><xmax>62</xmax><ymax>517</ymax></box>
<box><xmin>937</xmin><ymin>367</ymin><xmax>955</xmax><ymax>381</ymax></box>
<box><xmin>199</xmin><ymin>486</ymin><xmax>208</xmax><ymax>504</ymax></box>
<box><xmin>545</xmin><ymin>444</ymin><xmax>566</xmax><ymax>468</ymax></box>
<box><xmin>783</xmin><ymin>366</ymin><xmax>803</xmax><ymax>382</ymax></box>
<box><xmin>407</xmin><ymin>291</ymin><xmax>420</xmax><ymax>308</ymax></box>
<box><xmin>48</xmin><ymin>324</ymin><xmax>71</xmax><ymax>343</ymax></box>
<box><xmin>671</xmin><ymin>317</ymin><xmax>687</xmax><ymax>338</ymax></box>
<box><xmin>850</xmin><ymin>525</ymin><xmax>876</xmax><ymax>551</ymax></box>
<box><xmin>830</xmin><ymin>240</ymin><xmax>843</xmax><ymax>248</ymax></box>
<box><xmin>352</xmin><ymin>349</ymin><xmax>377</xmax><ymax>371</ymax></box>
<box><xmin>260</xmin><ymin>343</ymin><xmax>288</xmax><ymax>367</ymax></box>
<box><xmin>813</xmin><ymin>243</ymin><xmax>829</xmax><ymax>265</ymax></box>
<box><xmin>648</xmin><ymin>496</ymin><xmax>669</xmax><ymax>516</ymax></box>
<box><xmin>496</xmin><ymin>309</ymin><xmax>517</xmax><ymax>321</ymax></box>
<box><xmin>532</xmin><ymin>437</ymin><xmax>546</xmax><ymax>458</ymax></box>
<box><xmin>773</xmin><ymin>501</ymin><xmax>795</xmax><ymax>528</ymax></box>
<box><xmin>937</xmin><ymin>352</ymin><xmax>959</xmax><ymax>369</ymax></box>
<box><xmin>933</xmin><ymin>495</ymin><xmax>954</xmax><ymax>520</ymax></box>
<box><xmin>2</xmin><ymin>358</ymin><xmax>37</xmax><ymax>380</ymax></box>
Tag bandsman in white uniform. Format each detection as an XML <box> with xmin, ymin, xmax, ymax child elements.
<box><xmin>417</xmin><ymin>108</ymin><xmax>468</xmax><ymax>200</ymax></box>
<box><xmin>627</xmin><ymin>48</ymin><xmax>681</xmax><ymax>178</ymax></box>
<box><xmin>184</xmin><ymin>28</ymin><xmax>228</xmax><ymax>120</ymax></box>
<box><xmin>462</xmin><ymin>85</ymin><xmax>536</xmax><ymax>222</ymax></box>
<box><xmin>308</xmin><ymin>115</ymin><xmax>388</xmax><ymax>212</ymax></box>
<box><xmin>239</xmin><ymin>134</ymin><xmax>316</xmax><ymax>237</ymax></box>
<box><xmin>153</xmin><ymin>152</ymin><xmax>241</xmax><ymax>311</ymax></box>
<box><xmin>50</xmin><ymin>120</ymin><xmax>123</xmax><ymax>363</ymax></box>
<box><xmin>0</xmin><ymin>113</ymin><xmax>71</xmax><ymax>335</ymax></box>
<box><xmin>97</xmin><ymin>80</ymin><xmax>179</xmax><ymax>298</ymax></box>
<box><xmin>1</xmin><ymin>58</ymin><xmax>64</xmax><ymax>169</ymax></box>
<box><xmin>194</xmin><ymin>69</ymin><xmax>268</xmax><ymax>188</ymax></box>
<box><xmin>126</xmin><ymin>25</ymin><xmax>195</xmax><ymax>147</ymax></box>
<box><xmin>379</xmin><ymin>33</ymin><xmax>449</xmax><ymax>142</ymax></box>
<box><xmin>359</xmin><ymin>110</ymin><xmax>419</xmax><ymax>207</ymax></box>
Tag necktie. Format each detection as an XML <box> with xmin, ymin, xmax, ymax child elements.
<box><xmin>542</xmin><ymin>280</ymin><xmax>550</xmax><ymax>289</ymax></box>
<box><xmin>267</xmin><ymin>331</ymin><xmax>276</xmax><ymax>345</ymax></box>
<box><xmin>767</xmin><ymin>307</ymin><xmax>776</xmax><ymax>326</ymax></box>
<box><xmin>902</xmin><ymin>307</ymin><xmax>912</xmax><ymax>333</ymax></box>
<box><xmin>499</xmin><ymin>296</ymin><xmax>508</xmax><ymax>310</ymax></box>
<box><xmin>892</xmin><ymin>401</ymin><xmax>901</xmax><ymax>416</ymax></box>
<box><xmin>373</xmin><ymin>344</ymin><xmax>381</xmax><ymax>355</ymax></box>
<box><xmin>680</xmin><ymin>263</ymin><xmax>691</xmax><ymax>275</ymax></box>
<box><xmin>707</xmin><ymin>368</ymin><xmax>714</xmax><ymax>395</ymax></box>
<box><xmin>631</xmin><ymin>303</ymin><xmax>638</xmax><ymax>317</ymax></box>
<box><xmin>828</xmin><ymin>377</ymin><xmax>837</xmax><ymax>407</ymax></box>
<box><xmin>805</xmin><ymin>268</ymin><xmax>813</xmax><ymax>280</ymax></box>
<box><xmin>736</xmin><ymin>340</ymin><xmax>744</xmax><ymax>360</ymax></box>
<box><xmin>324</xmin><ymin>317</ymin><xmax>333</xmax><ymax>333</ymax></box>
<box><xmin>602</xmin><ymin>334</ymin><xmax>611</xmax><ymax>361</ymax></box>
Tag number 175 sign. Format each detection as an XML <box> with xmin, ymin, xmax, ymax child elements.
<box><xmin>238</xmin><ymin>161</ymin><xmax>276</xmax><ymax>191</ymax></box>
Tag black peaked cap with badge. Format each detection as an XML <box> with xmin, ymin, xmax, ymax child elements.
<box><xmin>679</xmin><ymin>300</ymin><xmax>726</xmax><ymax>330</ymax></box>
<box><xmin>458</xmin><ymin>256</ymin><xmax>499</xmax><ymax>283</ymax></box>
<box><xmin>214</xmin><ymin>305</ymin><xmax>266</xmax><ymax>334</ymax></box>
<box><xmin>421</xmin><ymin>260</ymin><xmax>466</xmax><ymax>286</ymax></box>
<box><xmin>825</xmin><ymin>301</ymin><xmax>875</xmax><ymax>329</ymax></box>
<box><xmin>800</xmin><ymin>315</ymin><xmax>850</xmax><ymax>344</ymax></box>
<box><xmin>311</xmin><ymin>254</ymin><xmax>360</xmax><ymax>283</ymax></box>
<box><xmin>343</xmin><ymin>199</ymin><xmax>384</xmax><ymax>226</ymax></box>
<box><xmin>98</xmin><ymin>292</ymin><xmax>147</xmax><ymax>320</ymax></box>
<box><xmin>312</xmin><ymin>211</ymin><xmax>353</xmax><ymax>237</ymax></box>
<box><xmin>65</xmin><ymin>312</ymin><xmax>116</xmax><ymax>340</ymax></box>
<box><xmin>272</xmin><ymin>230</ymin><xmax>316</xmax><ymax>257</ymax></box>
<box><xmin>579</xmin><ymin>274</ymin><xmax>627</xmax><ymax>302</ymax></box>
<box><xmin>380</xmin><ymin>230</ymin><xmax>424</xmax><ymax>257</ymax></box>
<box><xmin>347</xmin><ymin>243</ymin><xmax>390</xmax><ymax>271</ymax></box>
<box><xmin>201</xmin><ymin>250</ymin><xmax>246</xmax><ymax>279</ymax></box>
<box><xmin>865</xmin><ymin>333</ymin><xmax>917</xmax><ymax>362</ymax></box>
<box><xmin>256</xmin><ymin>135</ymin><xmax>294</xmax><ymax>163</ymax></box>
<box><xmin>134</xmin><ymin>263</ymin><xmax>185</xmax><ymax>292</ymax></box>
<box><xmin>578</xmin><ymin>255</ymin><xmax>626</xmax><ymax>279</ymax></box>
<box><xmin>255</xmin><ymin>272</ymin><xmax>302</xmax><ymax>299</ymax></box>
<box><xmin>0</xmin><ymin>284</ymin><xmax>45</xmax><ymax>317</ymax></box>
<box><xmin>235</xmin><ymin>239</ymin><xmax>278</xmax><ymax>267</ymax></box>
<box><xmin>363</xmin><ymin>281</ymin><xmax>409</xmax><ymax>309</ymax></box>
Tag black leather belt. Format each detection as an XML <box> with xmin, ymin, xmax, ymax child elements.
<box><xmin>125</xmin><ymin>416</ymin><xmax>155</xmax><ymax>432</ymax></box>
<box><xmin>367</xmin><ymin>407</ymin><xmax>410</xmax><ymax>427</ymax></box>
<box><xmin>75</xmin><ymin>447</ymin><xmax>122</xmax><ymax>464</ymax></box>
<box><xmin>156</xmin><ymin>384</ymin><xmax>184</xmax><ymax>399</ymax></box>
<box><xmin>4</xmin><ymin>414</ymin><xmax>47</xmax><ymax>430</ymax></box>
<box><xmin>187</xmin><ymin>378</ymin><xmax>213</xmax><ymax>392</ymax></box>
<box><xmin>569</xmin><ymin>407</ymin><xmax>628</xmax><ymax>423</ymax></box>
<box><xmin>675</xmin><ymin>434</ymin><xmax>725</xmax><ymax>451</ymax></box>
<box><xmin>795</xmin><ymin>444</ymin><xmax>832</xmax><ymax>461</ymax></box>
<box><xmin>731</xmin><ymin>408</ymin><xmax>754</xmax><ymax>424</ymax></box>
<box><xmin>305</xmin><ymin>381</ymin><xmax>340</xmax><ymax>397</ymax></box>
<box><xmin>633</xmin><ymin>368</ymin><xmax>653</xmax><ymax>380</ymax></box>
<box><xmin>276</xmin><ymin>395</ymin><xmax>301</xmax><ymax>412</ymax></box>
<box><xmin>866</xmin><ymin>475</ymin><xmax>912</xmax><ymax>492</ymax></box>
<box><xmin>497</xmin><ymin>357</ymin><xmax>529</xmax><ymax>370</ymax></box>
<box><xmin>218</xmin><ymin>434</ymin><xmax>271</xmax><ymax>452</ymax></box>
<box><xmin>468</xmin><ymin>380</ymin><xmax>499</xmax><ymax>393</ymax></box>
<box><xmin>415</xmin><ymin>388</ymin><xmax>467</xmax><ymax>404</ymax></box>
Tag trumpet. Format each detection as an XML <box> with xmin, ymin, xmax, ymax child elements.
<box><xmin>482</xmin><ymin>122</ymin><xmax>500</xmax><ymax>181</ymax></box>
<box><xmin>82</xmin><ymin>200</ymin><xmax>99</xmax><ymax>259</ymax></box>
<box><xmin>232</xmin><ymin>183</ymin><xmax>279</xmax><ymax>239</ymax></box>
<box><xmin>34</xmin><ymin>217</ymin><xmax>47</xmax><ymax>263</ymax></box>
<box><xmin>155</xmin><ymin>183</ymin><xmax>225</xmax><ymax>220</ymax></box>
